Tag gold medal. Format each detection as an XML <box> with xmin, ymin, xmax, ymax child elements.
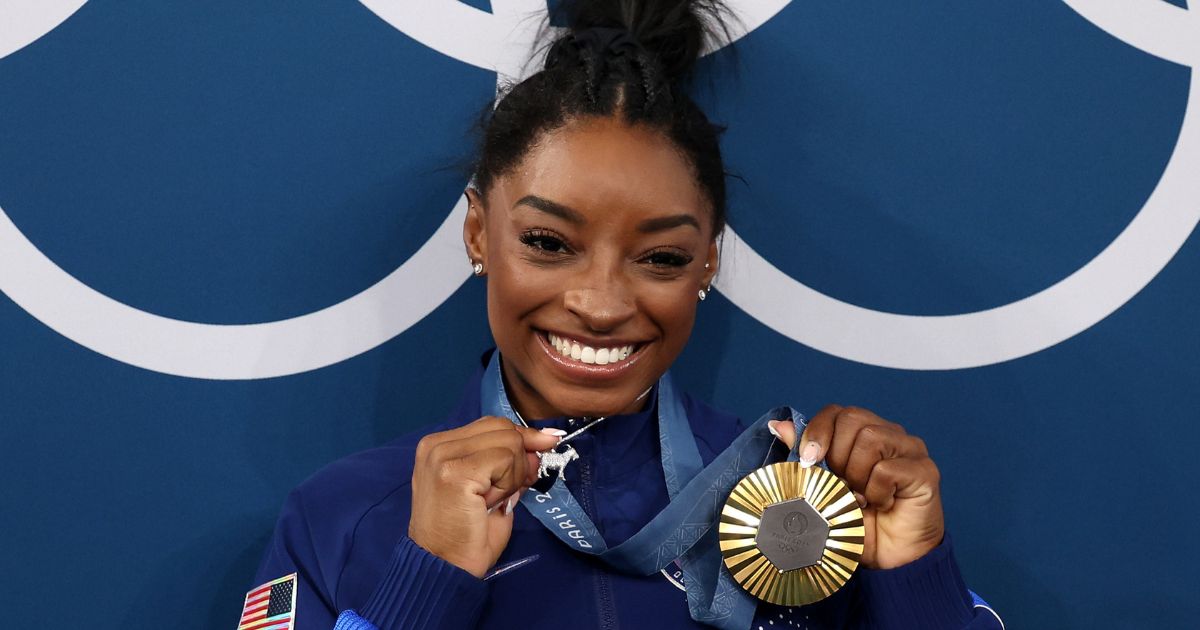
<box><xmin>718</xmin><ymin>462</ymin><xmax>865</xmax><ymax>606</ymax></box>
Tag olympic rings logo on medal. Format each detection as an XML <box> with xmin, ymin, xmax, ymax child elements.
<box><xmin>0</xmin><ymin>0</ymin><xmax>1197</xmax><ymax>378</ymax></box>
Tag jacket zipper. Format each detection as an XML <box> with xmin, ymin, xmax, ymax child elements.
<box><xmin>578</xmin><ymin>455</ymin><xmax>618</xmax><ymax>630</ymax></box>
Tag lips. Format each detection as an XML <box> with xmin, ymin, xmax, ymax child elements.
<box><xmin>534</xmin><ymin>327</ymin><xmax>651</xmax><ymax>380</ymax></box>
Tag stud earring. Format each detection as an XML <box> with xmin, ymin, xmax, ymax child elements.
<box><xmin>472</xmin><ymin>261</ymin><xmax>484</xmax><ymax>276</ymax></box>
<box><xmin>698</xmin><ymin>288</ymin><xmax>707</xmax><ymax>301</ymax></box>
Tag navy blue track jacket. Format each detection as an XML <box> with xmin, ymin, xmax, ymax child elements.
<box><xmin>252</xmin><ymin>355</ymin><xmax>1003</xmax><ymax>629</ymax></box>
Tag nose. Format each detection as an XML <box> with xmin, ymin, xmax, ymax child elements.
<box><xmin>563</xmin><ymin>263</ymin><xmax>636</xmax><ymax>333</ymax></box>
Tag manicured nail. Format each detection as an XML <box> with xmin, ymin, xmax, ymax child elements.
<box><xmin>502</xmin><ymin>494</ymin><xmax>519</xmax><ymax>515</ymax></box>
<box><xmin>798</xmin><ymin>441</ymin><xmax>821</xmax><ymax>468</ymax></box>
<box><xmin>767</xmin><ymin>420</ymin><xmax>781</xmax><ymax>438</ymax></box>
<box><xmin>540</xmin><ymin>428</ymin><xmax>567</xmax><ymax>437</ymax></box>
<box><xmin>853</xmin><ymin>492</ymin><xmax>868</xmax><ymax>509</ymax></box>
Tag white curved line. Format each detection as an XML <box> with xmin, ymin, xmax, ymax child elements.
<box><xmin>703</xmin><ymin>0</ymin><xmax>793</xmax><ymax>55</ymax></box>
<box><xmin>716</xmin><ymin>70</ymin><xmax>1200</xmax><ymax>370</ymax></box>
<box><xmin>358</xmin><ymin>0</ymin><xmax>503</xmax><ymax>71</ymax></box>
<box><xmin>0</xmin><ymin>198</ymin><xmax>471</xmax><ymax>379</ymax></box>
<box><xmin>1063</xmin><ymin>0</ymin><xmax>1196</xmax><ymax>68</ymax></box>
<box><xmin>360</xmin><ymin>0</ymin><xmax>792</xmax><ymax>71</ymax></box>
<box><xmin>0</xmin><ymin>0</ymin><xmax>87</xmax><ymax>59</ymax></box>
<box><xmin>1</xmin><ymin>0</ymin><xmax>1193</xmax><ymax>377</ymax></box>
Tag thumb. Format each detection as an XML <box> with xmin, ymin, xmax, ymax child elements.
<box><xmin>515</xmin><ymin>425</ymin><xmax>564</xmax><ymax>452</ymax></box>
<box><xmin>767</xmin><ymin>419</ymin><xmax>798</xmax><ymax>450</ymax></box>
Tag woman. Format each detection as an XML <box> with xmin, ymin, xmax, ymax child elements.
<box><xmin>247</xmin><ymin>1</ymin><xmax>1002</xmax><ymax>628</ymax></box>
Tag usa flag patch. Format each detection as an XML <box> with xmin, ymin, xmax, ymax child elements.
<box><xmin>237</xmin><ymin>573</ymin><xmax>297</xmax><ymax>630</ymax></box>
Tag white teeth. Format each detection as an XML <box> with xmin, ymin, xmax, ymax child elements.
<box><xmin>546</xmin><ymin>334</ymin><xmax>638</xmax><ymax>366</ymax></box>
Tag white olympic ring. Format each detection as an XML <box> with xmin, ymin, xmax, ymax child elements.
<box><xmin>0</xmin><ymin>0</ymin><xmax>1194</xmax><ymax>377</ymax></box>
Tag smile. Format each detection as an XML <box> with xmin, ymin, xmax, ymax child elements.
<box><xmin>546</xmin><ymin>333</ymin><xmax>638</xmax><ymax>365</ymax></box>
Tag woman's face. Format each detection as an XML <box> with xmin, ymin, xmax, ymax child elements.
<box><xmin>465</xmin><ymin>116</ymin><xmax>719</xmax><ymax>419</ymax></box>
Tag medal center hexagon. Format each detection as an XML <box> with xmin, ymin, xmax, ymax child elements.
<box><xmin>755</xmin><ymin>497</ymin><xmax>829</xmax><ymax>572</ymax></box>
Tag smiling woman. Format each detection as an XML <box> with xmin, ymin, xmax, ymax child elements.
<box><xmin>465</xmin><ymin>117</ymin><xmax>718</xmax><ymax>420</ymax></box>
<box><xmin>246</xmin><ymin>1</ymin><xmax>1002</xmax><ymax>629</ymax></box>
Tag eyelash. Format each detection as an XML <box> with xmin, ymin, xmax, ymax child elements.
<box><xmin>519</xmin><ymin>229</ymin><xmax>572</xmax><ymax>256</ymax></box>
<box><xmin>517</xmin><ymin>228</ymin><xmax>694</xmax><ymax>272</ymax></box>
<box><xmin>641</xmin><ymin>248</ymin><xmax>693</xmax><ymax>269</ymax></box>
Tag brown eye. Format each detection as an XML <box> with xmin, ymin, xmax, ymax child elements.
<box><xmin>519</xmin><ymin>229</ymin><xmax>572</xmax><ymax>255</ymax></box>
<box><xmin>643</xmin><ymin>249</ymin><xmax>692</xmax><ymax>268</ymax></box>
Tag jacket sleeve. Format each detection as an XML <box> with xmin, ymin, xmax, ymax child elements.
<box><xmin>252</xmin><ymin>489</ymin><xmax>489</xmax><ymax>630</ymax></box>
<box><xmin>848</xmin><ymin>534</ymin><xmax>1004</xmax><ymax>629</ymax></box>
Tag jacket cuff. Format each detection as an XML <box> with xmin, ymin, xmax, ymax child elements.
<box><xmin>853</xmin><ymin>534</ymin><xmax>974</xmax><ymax>630</ymax></box>
<box><xmin>357</xmin><ymin>536</ymin><xmax>488</xmax><ymax>630</ymax></box>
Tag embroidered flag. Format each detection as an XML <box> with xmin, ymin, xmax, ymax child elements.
<box><xmin>237</xmin><ymin>573</ymin><xmax>297</xmax><ymax>630</ymax></box>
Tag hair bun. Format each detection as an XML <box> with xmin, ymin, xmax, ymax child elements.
<box><xmin>544</xmin><ymin>27</ymin><xmax>644</xmax><ymax>73</ymax></box>
<box><xmin>548</xmin><ymin>0</ymin><xmax>732</xmax><ymax>82</ymax></box>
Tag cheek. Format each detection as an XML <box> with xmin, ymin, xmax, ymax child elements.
<box><xmin>642</xmin><ymin>283</ymin><xmax>699</xmax><ymax>346</ymax></box>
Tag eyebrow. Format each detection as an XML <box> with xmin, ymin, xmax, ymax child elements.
<box><xmin>515</xmin><ymin>194</ymin><xmax>701</xmax><ymax>233</ymax></box>
<box><xmin>636</xmin><ymin>214</ymin><xmax>701</xmax><ymax>233</ymax></box>
<box><xmin>514</xmin><ymin>195</ymin><xmax>585</xmax><ymax>224</ymax></box>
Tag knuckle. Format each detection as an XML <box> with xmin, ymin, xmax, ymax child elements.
<box><xmin>435</xmin><ymin>460</ymin><xmax>458</xmax><ymax>485</ymax></box>
<box><xmin>839</xmin><ymin>406</ymin><xmax>874</xmax><ymax>425</ymax></box>
<box><xmin>818</xmin><ymin>403</ymin><xmax>843</xmax><ymax>417</ymax></box>
<box><xmin>924</xmin><ymin>459</ymin><xmax>941</xmax><ymax>484</ymax></box>
<box><xmin>873</xmin><ymin>457</ymin><xmax>901</xmax><ymax>479</ymax></box>
<box><xmin>415</xmin><ymin>435</ymin><xmax>433</xmax><ymax>460</ymax></box>
<box><xmin>487</xmin><ymin>416</ymin><xmax>514</xmax><ymax>430</ymax></box>
<box><xmin>857</xmin><ymin>424</ymin><xmax>887</xmax><ymax>446</ymax></box>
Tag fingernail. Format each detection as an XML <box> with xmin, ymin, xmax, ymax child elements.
<box><xmin>502</xmin><ymin>494</ymin><xmax>519</xmax><ymax>515</ymax></box>
<box><xmin>767</xmin><ymin>420</ymin><xmax>781</xmax><ymax>438</ymax></box>
<box><xmin>540</xmin><ymin>428</ymin><xmax>567</xmax><ymax>437</ymax></box>
<box><xmin>799</xmin><ymin>441</ymin><xmax>821</xmax><ymax>468</ymax></box>
<box><xmin>853</xmin><ymin>492</ymin><xmax>868</xmax><ymax>509</ymax></box>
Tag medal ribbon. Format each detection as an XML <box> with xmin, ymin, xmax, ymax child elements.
<box><xmin>481</xmin><ymin>353</ymin><xmax>805</xmax><ymax>630</ymax></box>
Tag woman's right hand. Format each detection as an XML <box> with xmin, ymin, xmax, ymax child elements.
<box><xmin>408</xmin><ymin>416</ymin><xmax>561</xmax><ymax>577</ymax></box>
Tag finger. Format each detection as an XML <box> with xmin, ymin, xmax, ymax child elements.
<box><xmin>862</xmin><ymin>457</ymin><xmax>939</xmax><ymax>512</ymax></box>
<box><xmin>428</xmin><ymin>426</ymin><xmax>563</xmax><ymax>489</ymax></box>
<box><xmin>429</xmin><ymin>428</ymin><xmax>528</xmax><ymax>480</ymax></box>
<box><xmin>415</xmin><ymin>416</ymin><xmax>517</xmax><ymax>465</ymax></box>
<box><xmin>795</xmin><ymin>404</ymin><xmax>843</xmax><ymax>468</ymax></box>
<box><xmin>841</xmin><ymin>424</ymin><xmax>910</xmax><ymax>492</ymax></box>
<box><xmin>824</xmin><ymin>407</ymin><xmax>903</xmax><ymax>476</ymax></box>
<box><xmin>445</xmin><ymin>446</ymin><xmax>525</xmax><ymax>509</ymax></box>
<box><xmin>486</xmin><ymin>485</ymin><xmax>527</xmax><ymax>515</ymax></box>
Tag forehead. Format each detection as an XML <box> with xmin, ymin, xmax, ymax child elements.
<box><xmin>499</xmin><ymin>117</ymin><xmax>711</xmax><ymax>228</ymax></box>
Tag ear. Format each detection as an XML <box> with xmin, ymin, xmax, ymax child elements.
<box><xmin>701</xmin><ymin>237</ymin><xmax>719</xmax><ymax>289</ymax></box>
<box><xmin>463</xmin><ymin>187</ymin><xmax>487</xmax><ymax>268</ymax></box>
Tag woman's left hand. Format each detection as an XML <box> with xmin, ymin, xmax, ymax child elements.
<box><xmin>769</xmin><ymin>405</ymin><xmax>944</xmax><ymax>570</ymax></box>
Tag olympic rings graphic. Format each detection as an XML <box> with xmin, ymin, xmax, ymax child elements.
<box><xmin>0</xmin><ymin>0</ymin><xmax>1195</xmax><ymax>377</ymax></box>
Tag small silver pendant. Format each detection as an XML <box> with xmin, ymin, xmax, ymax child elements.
<box><xmin>537</xmin><ymin>445</ymin><xmax>580</xmax><ymax>481</ymax></box>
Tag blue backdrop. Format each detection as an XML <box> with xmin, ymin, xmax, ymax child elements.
<box><xmin>2</xmin><ymin>1</ymin><xmax>1197</xmax><ymax>628</ymax></box>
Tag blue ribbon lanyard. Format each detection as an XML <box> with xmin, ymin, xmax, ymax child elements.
<box><xmin>481</xmin><ymin>352</ymin><xmax>806</xmax><ymax>630</ymax></box>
